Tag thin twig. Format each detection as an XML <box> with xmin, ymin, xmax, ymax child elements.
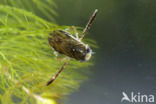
<box><xmin>80</xmin><ymin>9</ymin><xmax>98</xmax><ymax>40</ymax></box>
<box><xmin>46</xmin><ymin>60</ymin><xmax>70</xmax><ymax>86</ymax></box>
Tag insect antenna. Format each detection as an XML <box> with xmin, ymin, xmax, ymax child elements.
<box><xmin>46</xmin><ymin>61</ymin><xmax>70</xmax><ymax>86</ymax></box>
<box><xmin>80</xmin><ymin>9</ymin><xmax>98</xmax><ymax>40</ymax></box>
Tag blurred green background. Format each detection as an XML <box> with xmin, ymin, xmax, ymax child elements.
<box><xmin>0</xmin><ymin>0</ymin><xmax>95</xmax><ymax>103</ymax></box>
<box><xmin>55</xmin><ymin>0</ymin><xmax>156</xmax><ymax>104</ymax></box>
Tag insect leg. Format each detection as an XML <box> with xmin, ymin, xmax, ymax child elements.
<box><xmin>71</xmin><ymin>26</ymin><xmax>79</xmax><ymax>39</ymax></box>
<box><xmin>80</xmin><ymin>9</ymin><xmax>98</xmax><ymax>40</ymax></box>
<box><xmin>56</xmin><ymin>56</ymin><xmax>64</xmax><ymax>61</ymax></box>
<box><xmin>54</xmin><ymin>51</ymin><xmax>58</xmax><ymax>57</ymax></box>
<box><xmin>53</xmin><ymin>51</ymin><xmax>65</xmax><ymax>61</ymax></box>
<box><xmin>46</xmin><ymin>60</ymin><xmax>70</xmax><ymax>86</ymax></box>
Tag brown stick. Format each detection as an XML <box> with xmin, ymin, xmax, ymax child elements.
<box><xmin>80</xmin><ymin>9</ymin><xmax>98</xmax><ymax>40</ymax></box>
<box><xmin>46</xmin><ymin>61</ymin><xmax>69</xmax><ymax>86</ymax></box>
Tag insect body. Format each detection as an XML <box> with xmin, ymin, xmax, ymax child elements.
<box><xmin>48</xmin><ymin>30</ymin><xmax>92</xmax><ymax>61</ymax></box>
<box><xmin>46</xmin><ymin>9</ymin><xmax>98</xmax><ymax>86</ymax></box>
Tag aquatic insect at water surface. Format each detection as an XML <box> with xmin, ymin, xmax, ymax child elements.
<box><xmin>48</xmin><ymin>30</ymin><xmax>92</xmax><ymax>61</ymax></box>
<box><xmin>47</xmin><ymin>9</ymin><xmax>98</xmax><ymax>86</ymax></box>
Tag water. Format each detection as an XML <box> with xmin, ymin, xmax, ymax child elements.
<box><xmin>56</xmin><ymin>0</ymin><xmax>156</xmax><ymax>104</ymax></box>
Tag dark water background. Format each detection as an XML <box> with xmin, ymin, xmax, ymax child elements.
<box><xmin>55</xmin><ymin>0</ymin><xmax>156</xmax><ymax>104</ymax></box>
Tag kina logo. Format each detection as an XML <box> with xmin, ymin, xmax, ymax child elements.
<box><xmin>121</xmin><ymin>92</ymin><xmax>154</xmax><ymax>103</ymax></box>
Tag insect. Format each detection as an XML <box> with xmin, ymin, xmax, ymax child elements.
<box><xmin>46</xmin><ymin>9</ymin><xmax>98</xmax><ymax>86</ymax></box>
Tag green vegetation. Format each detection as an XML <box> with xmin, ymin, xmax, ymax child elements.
<box><xmin>0</xmin><ymin>0</ymin><xmax>96</xmax><ymax>104</ymax></box>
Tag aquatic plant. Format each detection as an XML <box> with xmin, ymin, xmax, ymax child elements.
<box><xmin>0</xmin><ymin>0</ymin><xmax>96</xmax><ymax>104</ymax></box>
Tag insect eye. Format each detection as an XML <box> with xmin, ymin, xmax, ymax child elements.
<box><xmin>86</xmin><ymin>48</ymin><xmax>90</xmax><ymax>53</ymax></box>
